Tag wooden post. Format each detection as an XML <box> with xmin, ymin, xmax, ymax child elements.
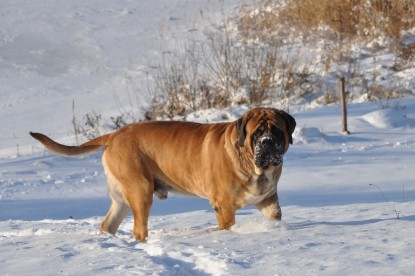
<box><xmin>339</xmin><ymin>77</ymin><xmax>350</xmax><ymax>134</ymax></box>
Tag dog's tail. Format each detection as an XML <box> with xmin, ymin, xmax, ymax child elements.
<box><xmin>30</xmin><ymin>132</ymin><xmax>110</xmax><ymax>157</ymax></box>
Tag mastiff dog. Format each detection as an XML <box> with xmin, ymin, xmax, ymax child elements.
<box><xmin>30</xmin><ymin>107</ymin><xmax>296</xmax><ymax>242</ymax></box>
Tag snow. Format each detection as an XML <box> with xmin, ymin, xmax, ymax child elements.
<box><xmin>1</xmin><ymin>0</ymin><xmax>415</xmax><ymax>275</ymax></box>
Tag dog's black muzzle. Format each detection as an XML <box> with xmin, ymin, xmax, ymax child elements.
<box><xmin>254</xmin><ymin>135</ymin><xmax>284</xmax><ymax>169</ymax></box>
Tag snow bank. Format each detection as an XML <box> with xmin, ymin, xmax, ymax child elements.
<box><xmin>362</xmin><ymin>107</ymin><xmax>415</xmax><ymax>129</ymax></box>
<box><xmin>293</xmin><ymin>127</ymin><xmax>327</xmax><ymax>144</ymax></box>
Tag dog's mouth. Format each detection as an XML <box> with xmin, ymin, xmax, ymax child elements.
<box><xmin>254</xmin><ymin>135</ymin><xmax>284</xmax><ymax>169</ymax></box>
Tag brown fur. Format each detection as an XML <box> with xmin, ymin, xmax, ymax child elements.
<box><xmin>30</xmin><ymin>108</ymin><xmax>295</xmax><ymax>242</ymax></box>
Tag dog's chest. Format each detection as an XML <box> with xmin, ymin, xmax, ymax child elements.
<box><xmin>242</xmin><ymin>171</ymin><xmax>277</xmax><ymax>206</ymax></box>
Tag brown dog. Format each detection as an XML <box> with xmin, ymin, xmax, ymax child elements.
<box><xmin>30</xmin><ymin>108</ymin><xmax>295</xmax><ymax>241</ymax></box>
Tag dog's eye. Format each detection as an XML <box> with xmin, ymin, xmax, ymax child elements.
<box><xmin>270</xmin><ymin>125</ymin><xmax>285</xmax><ymax>145</ymax></box>
<box><xmin>271</xmin><ymin>125</ymin><xmax>282</xmax><ymax>137</ymax></box>
<box><xmin>252</xmin><ymin>129</ymin><xmax>263</xmax><ymax>143</ymax></box>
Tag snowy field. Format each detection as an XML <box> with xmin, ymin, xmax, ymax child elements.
<box><xmin>1</xmin><ymin>1</ymin><xmax>415</xmax><ymax>275</ymax></box>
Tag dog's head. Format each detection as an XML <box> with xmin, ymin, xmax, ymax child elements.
<box><xmin>235</xmin><ymin>108</ymin><xmax>296</xmax><ymax>174</ymax></box>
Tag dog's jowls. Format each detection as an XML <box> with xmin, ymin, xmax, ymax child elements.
<box><xmin>31</xmin><ymin>108</ymin><xmax>296</xmax><ymax>242</ymax></box>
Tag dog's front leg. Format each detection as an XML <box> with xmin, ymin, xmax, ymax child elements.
<box><xmin>211</xmin><ymin>199</ymin><xmax>236</xmax><ymax>230</ymax></box>
<box><xmin>256</xmin><ymin>193</ymin><xmax>282</xmax><ymax>221</ymax></box>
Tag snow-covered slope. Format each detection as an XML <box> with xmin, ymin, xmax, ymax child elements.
<box><xmin>0</xmin><ymin>0</ymin><xmax>243</xmax><ymax>157</ymax></box>
<box><xmin>2</xmin><ymin>97</ymin><xmax>415</xmax><ymax>275</ymax></box>
<box><xmin>1</xmin><ymin>0</ymin><xmax>415</xmax><ymax>275</ymax></box>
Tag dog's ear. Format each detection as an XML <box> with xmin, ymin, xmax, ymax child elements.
<box><xmin>278</xmin><ymin>110</ymin><xmax>296</xmax><ymax>144</ymax></box>
<box><xmin>235</xmin><ymin>115</ymin><xmax>248</xmax><ymax>147</ymax></box>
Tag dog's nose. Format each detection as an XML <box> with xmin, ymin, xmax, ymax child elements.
<box><xmin>259</xmin><ymin>136</ymin><xmax>274</xmax><ymax>146</ymax></box>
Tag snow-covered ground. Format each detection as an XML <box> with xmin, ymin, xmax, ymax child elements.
<box><xmin>1</xmin><ymin>1</ymin><xmax>415</xmax><ymax>275</ymax></box>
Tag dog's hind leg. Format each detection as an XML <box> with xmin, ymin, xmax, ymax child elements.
<box><xmin>100</xmin><ymin>169</ymin><xmax>130</xmax><ymax>235</ymax></box>
<box><xmin>100</xmin><ymin>198</ymin><xmax>130</xmax><ymax>235</ymax></box>
<box><xmin>113</xmin><ymin>164</ymin><xmax>154</xmax><ymax>242</ymax></box>
<box><xmin>101</xmin><ymin>147</ymin><xmax>154</xmax><ymax>242</ymax></box>
<box><xmin>102</xmin><ymin>172</ymin><xmax>153</xmax><ymax>242</ymax></box>
<box><xmin>124</xmin><ymin>183</ymin><xmax>153</xmax><ymax>242</ymax></box>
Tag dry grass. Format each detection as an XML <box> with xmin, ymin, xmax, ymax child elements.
<box><xmin>284</xmin><ymin>0</ymin><xmax>363</xmax><ymax>38</ymax></box>
<box><xmin>370</xmin><ymin>0</ymin><xmax>415</xmax><ymax>39</ymax></box>
<box><xmin>143</xmin><ymin>30</ymin><xmax>293</xmax><ymax>119</ymax></box>
<box><xmin>141</xmin><ymin>0</ymin><xmax>413</xmax><ymax>119</ymax></box>
<box><xmin>240</xmin><ymin>0</ymin><xmax>414</xmax><ymax>40</ymax></box>
<box><xmin>234</xmin><ymin>0</ymin><xmax>414</xmax><ymax>107</ymax></box>
<box><xmin>238</xmin><ymin>0</ymin><xmax>415</xmax><ymax>63</ymax></box>
<box><xmin>366</xmin><ymin>84</ymin><xmax>403</xmax><ymax>102</ymax></box>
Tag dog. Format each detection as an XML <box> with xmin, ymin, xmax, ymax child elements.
<box><xmin>30</xmin><ymin>108</ymin><xmax>296</xmax><ymax>241</ymax></box>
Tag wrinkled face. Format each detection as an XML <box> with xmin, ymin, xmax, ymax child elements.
<box><xmin>252</xmin><ymin>123</ymin><xmax>285</xmax><ymax>169</ymax></box>
<box><xmin>236</xmin><ymin>108</ymin><xmax>296</xmax><ymax>173</ymax></box>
